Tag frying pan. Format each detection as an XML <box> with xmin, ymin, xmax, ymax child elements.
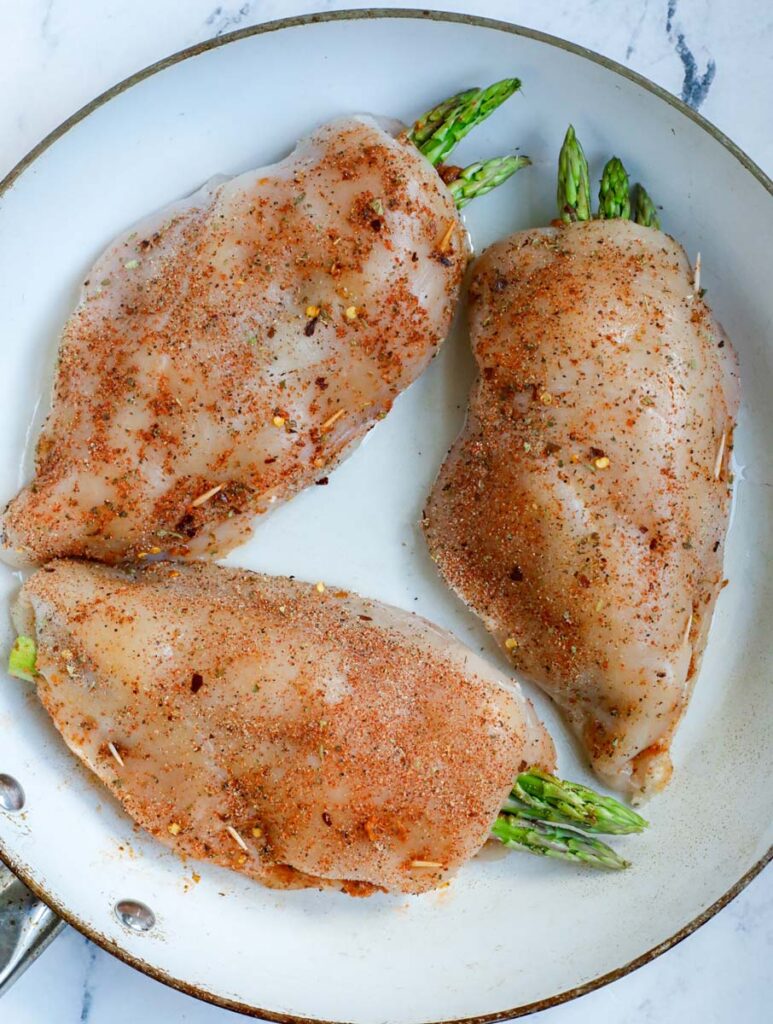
<box><xmin>0</xmin><ymin>10</ymin><xmax>771</xmax><ymax>1021</ymax></box>
<box><xmin>0</xmin><ymin>856</ymin><xmax>62</xmax><ymax>993</ymax></box>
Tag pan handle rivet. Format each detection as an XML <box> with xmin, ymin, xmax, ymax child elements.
<box><xmin>0</xmin><ymin>774</ymin><xmax>25</xmax><ymax>812</ymax></box>
<box><xmin>115</xmin><ymin>899</ymin><xmax>156</xmax><ymax>932</ymax></box>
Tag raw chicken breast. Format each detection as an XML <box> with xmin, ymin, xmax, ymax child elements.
<box><xmin>1</xmin><ymin>115</ymin><xmax>466</xmax><ymax>567</ymax></box>
<box><xmin>424</xmin><ymin>219</ymin><xmax>739</xmax><ymax>800</ymax></box>
<box><xmin>14</xmin><ymin>560</ymin><xmax>553</xmax><ymax>895</ymax></box>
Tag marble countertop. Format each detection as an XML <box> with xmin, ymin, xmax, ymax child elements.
<box><xmin>1</xmin><ymin>1</ymin><xmax>771</xmax><ymax>1022</ymax></box>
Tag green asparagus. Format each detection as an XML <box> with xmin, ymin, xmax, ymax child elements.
<box><xmin>598</xmin><ymin>156</ymin><xmax>631</xmax><ymax>219</ymax></box>
<box><xmin>448</xmin><ymin>155</ymin><xmax>531</xmax><ymax>208</ymax></box>
<box><xmin>632</xmin><ymin>182</ymin><xmax>661</xmax><ymax>229</ymax></box>
<box><xmin>557</xmin><ymin>125</ymin><xmax>591</xmax><ymax>223</ymax></box>
<box><xmin>408</xmin><ymin>87</ymin><xmax>480</xmax><ymax>148</ymax></box>
<box><xmin>491</xmin><ymin>813</ymin><xmax>630</xmax><ymax>870</ymax></box>
<box><xmin>8</xmin><ymin>635</ymin><xmax>37</xmax><ymax>682</ymax></box>
<box><xmin>414</xmin><ymin>78</ymin><xmax>522</xmax><ymax>167</ymax></box>
<box><xmin>505</xmin><ymin>768</ymin><xmax>648</xmax><ymax>835</ymax></box>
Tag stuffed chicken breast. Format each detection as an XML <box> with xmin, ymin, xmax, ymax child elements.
<box><xmin>425</xmin><ymin>212</ymin><xmax>738</xmax><ymax>800</ymax></box>
<box><xmin>12</xmin><ymin>559</ymin><xmax>555</xmax><ymax>894</ymax></box>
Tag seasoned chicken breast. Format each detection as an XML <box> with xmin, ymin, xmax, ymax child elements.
<box><xmin>13</xmin><ymin>560</ymin><xmax>554</xmax><ymax>895</ymax></box>
<box><xmin>424</xmin><ymin>219</ymin><xmax>739</xmax><ymax>800</ymax></box>
<box><xmin>1</xmin><ymin>115</ymin><xmax>466</xmax><ymax>567</ymax></box>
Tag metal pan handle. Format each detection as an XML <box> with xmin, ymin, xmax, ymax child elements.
<box><xmin>0</xmin><ymin>861</ymin><xmax>64</xmax><ymax>995</ymax></box>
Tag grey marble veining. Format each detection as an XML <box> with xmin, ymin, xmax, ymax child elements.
<box><xmin>206</xmin><ymin>2</ymin><xmax>255</xmax><ymax>36</ymax></box>
<box><xmin>1</xmin><ymin>0</ymin><xmax>771</xmax><ymax>181</ymax></box>
<box><xmin>666</xmin><ymin>0</ymin><xmax>716</xmax><ymax>109</ymax></box>
<box><xmin>0</xmin><ymin>2</ymin><xmax>770</xmax><ymax>1022</ymax></box>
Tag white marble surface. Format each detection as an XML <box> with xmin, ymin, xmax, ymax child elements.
<box><xmin>0</xmin><ymin>1</ymin><xmax>770</xmax><ymax>1021</ymax></box>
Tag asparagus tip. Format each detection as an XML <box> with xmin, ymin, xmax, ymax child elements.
<box><xmin>448</xmin><ymin>153</ymin><xmax>530</xmax><ymax>209</ymax></box>
<box><xmin>413</xmin><ymin>76</ymin><xmax>523</xmax><ymax>167</ymax></box>
<box><xmin>557</xmin><ymin>124</ymin><xmax>591</xmax><ymax>223</ymax></box>
<box><xmin>598</xmin><ymin>155</ymin><xmax>631</xmax><ymax>220</ymax></box>
<box><xmin>492</xmin><ymin>813</ymin><xmax>631</xmax><ymax>871</ymax></box>
<box><xmin>510</xmin><ymin>767</ymin><xmax>648</xmax><ymax>835</ymax></box>
<box><xmin>407</xmin><ymin>86</ymin><xmax>480</xmax><ymax>148</ymax></box>
<box><xmin>632</xmin><ymin>182</ymin><xmax>661</xmax><ymax>229</ymax></box>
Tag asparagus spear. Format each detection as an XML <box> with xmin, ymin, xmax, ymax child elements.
<box><xmin>557</xmin><ymin>125</ymin><xmax>591</xmax><ymax>223</ymax></box>
<box><xmin>632</xmin><ymin>182</ymin><xmax>661</xmax><ymax>229</ymax></box>
<box><xmin>505</xmin><ymin>768</ymin><xmax>648</xmax><ymax>834</ymax></box>
<box><xmin>414</xmin><ymin>78</ymin><xmax>522</xmax><ymax>167</ymax></box>
<box><xmin>448</xmin><ymin>155</ymin><xmax>531</xmax><ymax>208</ymax></box>
<box><xmin>598</xmin><ymin>156</ymin><xmax>631</xmax><ymax>219</ymax></box>
<box><xmin>8</xmin><ymin>635</ymin><xmax>37</xmax><ymax>682</ymax></box>
<box><xmin>408</xmin><ymin>87</ymin><xmax>480</xmax><ymax>148</ymax></box>
<box><xmin>491</xmin><ymin>813</ymin><xmax>630</xmax><ymax>870</ymax></box>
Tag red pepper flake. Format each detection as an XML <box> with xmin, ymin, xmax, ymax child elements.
<box><xmin>190</xmin><ymin>672</ymin><xmax>204</xmax><ymax>693</ymax></box>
